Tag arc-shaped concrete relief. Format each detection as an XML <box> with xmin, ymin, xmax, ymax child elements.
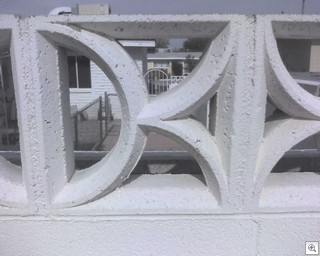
<box><xmin>138</xmin><ymin>22</ymin><xmax>235</xmax><ymax>120</ymax></box>
<box><xmin>265</xmin><ymin>19</ymin><xmax>320</xmax><ymax>120</ymax></box>
<box><xmin>34</xmin><ymin>23</ymin><xmax>149</xmax><ymax>207</ymax></box>
<box><xmin>139</xmin><ymin>118</ymin><xmax>228</xmax><ymax>205</ymax></box>
<box><xmin>136</xmin><ymin>21</ymin><xmax>241</xmax><ymax>206</ymax></box>
<box><xmin>38</xmin><ymin>17</ymin><xmax>240</xmax><ymax>208</ymax></box>
<box><xmin>254</xmin><ymin>115</ymin><xmax>320</xmax><ymax>203</ymax></box>
<box><xmin>253</xmin><ymin>17</ymin><xmax>320</xmax><ymax>207</ymax></box>
<box><xmin>0</xmin><ymin>18</ymin><xmax>27</xmax><ymax>207</ymax></box>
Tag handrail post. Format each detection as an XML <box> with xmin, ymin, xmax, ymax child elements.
<box><xmin>105</xmin><ymin>92</ymin><xmax>108</xmax><ymax>137</ymax></box>
<box><xmin>99</xmin><ymin>96</ymin><xmax>103</xmax><ymax>144</ymax></box>
<box><xmin>74</xmin><ymin>115</ymin><xmax>78</xmax><ymax>150</ymax></box>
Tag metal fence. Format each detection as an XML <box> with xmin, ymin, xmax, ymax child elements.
<box><xmin>0</xmin><ymin>61</ymin><xmax>19</xmax><ymax>151</ymax></box>
<box><xmin>105</xmin><ymin>93</ymin><xmax>122</xmax><ymax>120</ymax></box>
<box><xmin>71</xmin><ymin>93</ymin><xmax>116</xmax><ymax>151</ymax></box>
<box><xmin>0</xmin><ymin>91</ymin><xmax>117</xmax><ymax>152</ymax></box>
<box><xmin>144</xmin><ymin>69</ymin><xmax>188</xmax><ymax>95</ymax></box>
<box><xmin>0</xmin><ymin>99</ymin><xmax>19</xmax><ymax>151</ymax></box>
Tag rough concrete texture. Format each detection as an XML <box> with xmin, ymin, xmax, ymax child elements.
<box><xmin>0</xmin><ymin>14</ymin><xmax>319</xmax><ymax>255</ymax></box>
<box><xmin>257</xmin><ymin>217</ymin><xmax>320</xmax><ymax>256</ymax></box>
<box><xmin>1</xmin><ymin>215</ymin><xmax>319</xmax><ymax>256</ymax></box>
<box><xmin>0</xmin><ymin>217</ymin><xmax>257</xmax><ymax>256</ymax></box>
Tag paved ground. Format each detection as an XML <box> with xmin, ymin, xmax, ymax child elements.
<box><xmin>100</xmin><ymin>120</ymin><xmax>185</xmax><ymax>152</ymax></box>
<box><xmin>75</xmin><ymin>120</ymin><xmax>104</xmax><ymax>150</ymax></box>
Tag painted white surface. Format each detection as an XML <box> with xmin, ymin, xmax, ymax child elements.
<box><xmin>1</xmin><ymin>214</ymin><xmax>319</xmax><ymax>256</ymax></box>
<box><xmin>0</xmin><ymin>14</ymin><xmax>319</xmax><ymax>255</ymax></box>
<box><xmin>0</xmin><ymin>216</ymin><xmax>258</xmax><ymax>256</ymax></box>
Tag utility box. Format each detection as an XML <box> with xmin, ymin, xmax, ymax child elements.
<box><xmin>72</xmin><ymin>4</ymin><xmax>111</xmax><ymax>15</ymax></box>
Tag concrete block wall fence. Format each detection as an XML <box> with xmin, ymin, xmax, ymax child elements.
<box><xmin>0</xmin><ymin>14</ymin><xmax>319</xmax><ymax>255</ymax></box>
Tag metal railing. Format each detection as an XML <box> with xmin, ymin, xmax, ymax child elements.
<box><xmin>71</xmin><ymin>94</ymin><xmax>114</xmax><ymax>151</ymax></box>
<box><xmin>170</xmin><ymin>75</ymin><xmax>187</xmax><ymax>86</ymax></box>
<box><xmin>0</xmin><ymin>60</ymin><xmax>19</xmax><ymax>151</ymax></box>
<box><xmin>144</xmin><ymin>69</ymin><xmax>188</xmax><ymax>95</ymax></box>
<box><xmin>0</xmin><ymin>91</ymin><xmax>117</xmax><ymax>152</ymax></box>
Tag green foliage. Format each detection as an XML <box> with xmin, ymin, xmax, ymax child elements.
<box><xmin>185</xmin><ymin>54</ymin><xmax>198</xmax><ymax>73</ymax></box>
<box><xmin>182</xmin><ymin>38</ymin><xmax>210</xmax><ymax>51</ymax></box>
<box><xmin>155</xmin><ymin>38</ymin><xmax>169</xmax><ymax>49</ymax></box>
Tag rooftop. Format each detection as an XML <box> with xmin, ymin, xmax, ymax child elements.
<box><xmin>147</xmin><ymin>51</ymin><xmax>202</xmax><ymax>60</ymax></box>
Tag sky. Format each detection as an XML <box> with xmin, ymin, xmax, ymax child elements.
<box><xmin>0</xmin><ymin>0</ymin><xmax>319</xmax><ymax>16</ymax></box>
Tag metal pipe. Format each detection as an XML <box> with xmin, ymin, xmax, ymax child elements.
<box><xmin>2</xmin><ymin>149</ymin><xmax>319</xmax><ymax>162</ymax></box>
<box><xmin>74</xmin><ymin>115</ymin><xmax>78</xmax><ymax>150</ymax></box>
<box><xmin>104</xmin><ymin>92</ymin><xmax>108</xmax><ymax>137</ymax></box>
<box><xmin>99</xmin><ymin>96</ymin><xmax>103</xmax><ymax>144</ymax></box>
<box><xmin>0</xmin><ymin>64</ymin><xmax>9</xmax><ymax>147</ymax></box>
<box><xmin>302</xmin><ymin>0</ymin><xmax>306</xmax><ymax>14</ymax></box>
<box><xmin>71</xmin><ymin>98</ymin><xmax>100</xmax><ymax>116</ymax></box>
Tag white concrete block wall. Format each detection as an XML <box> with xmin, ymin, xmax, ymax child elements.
<box><xmin>0</xmin><ymin>14</ymin><xmax>319</xmax><ymax>255</ymax></box>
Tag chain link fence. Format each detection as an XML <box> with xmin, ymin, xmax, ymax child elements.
<box><xmin>71</xmin><ymin>93</ymin><xmax>121</xmax><ymax>151</ymax></box>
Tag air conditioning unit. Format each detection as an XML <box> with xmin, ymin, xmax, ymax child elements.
<box><xmin>72</xmin><ymin>4</ymin><xmax>111</xmax><ymax>15</ymax></box>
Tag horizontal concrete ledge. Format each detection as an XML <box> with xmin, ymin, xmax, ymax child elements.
<box><xmin>49</xmin><ymin>172</ymin><xmax>320</xmax><ymax>215</ymax></box>
<box><xmin>260</xmin><ymin>172</ymin><xmax>320</xmax><ymax>212</ymax></box>
<box><xmin>1</xmin><ymin>173</ymin><xmax>319</xmax><ymax>216</ymax></box>
<box><xmin>0</xmin><ymin>174</ymin><xmax>221</xmax><ymax>215</ymax></box>
<box><xmin>56</xmin><ymin>174</ymin><xmax>220</xmax><ymax>216</ymax></box>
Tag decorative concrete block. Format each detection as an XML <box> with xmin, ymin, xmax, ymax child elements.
<box><xmin>0</xmin><ymin>14</ymin><xmax>319</xmax><ymax>254</ymax></box>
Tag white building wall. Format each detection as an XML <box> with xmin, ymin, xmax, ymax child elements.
<box><xmin>310</xmin><ymin>40</ymin><xmax>320</xmax><ymax>72</ymax></box>
<box><xmin>90</xmin><ymin>61</ymin><xmax>122</xmax><ymax>119</ymax></box>
<box><xmin>0</xmin><ymin>14</ymin><xmax>319</xmax><ymax>256</ymax></box>
<box><xmin>71</xmin><ymin>47</ymin><xmax>146</xmax><ymax>119</ymax></box>
<box><xmin>69</xmin><ymin>89</ymin><xmax>92</xmax><ymax>109</ymax></box>
<box><xmin>90</xmin><ymin>61</ymin><xmax>115</xmax><ymax>97</ymax></box>
<box><xmin>125</xmin><ymin>47</ymin><xmax>146</xmax><ymax>74</ymax></box>
<box><xmin>277</xmin><ymin>39</ymin><xmax>311</xmax><ymax>72</ymax></box>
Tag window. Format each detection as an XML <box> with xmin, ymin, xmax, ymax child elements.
<box><xmin>68</xmin><ymin>56</ymin><xmax>91</xmax><ymax>88</ymax></box>
<box><xmin>154</xmin><ymin>60</ymin><xmax>170</xmax><ymax>68</ymax></box>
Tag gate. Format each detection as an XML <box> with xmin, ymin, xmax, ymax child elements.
<box><xmin>144</xmin><ymin>68</ymin><xmax>169</xmax><ymax>95</ymax></box>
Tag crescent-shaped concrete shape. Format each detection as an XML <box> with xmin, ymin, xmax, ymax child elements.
<box><xmin>35</xmin><ymin>23</ymin><xmax>148</xmax><ymax>207</ymax></box>
<box><xmin>138</xmin><ymin>22</ymin><xmax>235</xmax><ymax>121</ymax></box>
<box><xmin>138</xmin><ymin>118</ymin><xmax>228</xmax><ymax>206</ymax></box>
<box><xmin>0</xmin><ymin>19</ymin><xmax>27</xmax><ymax>207</ymax></box>
<box><xmin>135</xmin><ymin>22</ymin><xmax>237</xmax><ymax>207</ymax></box>
<box><xmin>253</xmin><ymin>114</ymin><xmax>320</xmax><ymax>204</ymax></box>
<box><xmin>265</xmin><ymin>20</ymin><xmax>320</xmax><ymax>120</ymax></box>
